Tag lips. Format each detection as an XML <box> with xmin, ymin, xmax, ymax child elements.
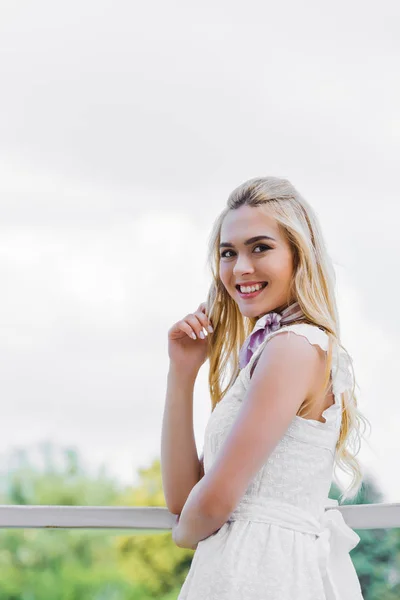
<box><xmin>236</xmin><ymin>282</ymin><xmax>269</xmax><ymax>299</ymax></box>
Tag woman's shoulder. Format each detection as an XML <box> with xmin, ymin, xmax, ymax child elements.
<box><xmin>242</xmin><ymin>322</ymin><xmax>354</xmax><ymax>395</ymax></box>
<box><xmin>241</xmin><ymin>322</ymin><xmax>330</xmax><ymax>383</ymax></box>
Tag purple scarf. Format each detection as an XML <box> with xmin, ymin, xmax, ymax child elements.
<box><xmin>238</xmin><ymin>301</ymin><xmax>305</xmax><ymax>370</ymax></box>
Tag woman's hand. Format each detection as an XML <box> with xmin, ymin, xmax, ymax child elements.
<box><xmin>167</xmin><ymin>302</ymin><xmax>214</xmax><ymax>377</ymax></box>
<box><xmin>171</xmin><ymin>514</ymin><xmax>198</xmax><ymax>551</ymax></box>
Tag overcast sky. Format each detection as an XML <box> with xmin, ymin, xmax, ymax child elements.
<box><xmin>0</xmin><ymin>1</ymin><xmax>399</xmax><ymax>503</ymax></box>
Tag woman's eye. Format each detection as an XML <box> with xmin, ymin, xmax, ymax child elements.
<box><xmin>220</xmin><ymin>244</ymin><xmax>271</xmax><ymax>258</ymax></box>
<box><xmin>254</xmin><ymin>244</ymin><xmax>270</xmax><ymax>253</ymax></box>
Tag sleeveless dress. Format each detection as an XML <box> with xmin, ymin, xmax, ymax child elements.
<box><xmin>177</xmin><ymin>323</ymin><xmax>364</xmax><ymax>600</ymax></box>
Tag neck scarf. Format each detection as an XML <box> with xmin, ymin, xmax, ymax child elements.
<box><xmin>238</xmin><ymin>301</ymin><xmax>305</xmax><ymax>370</ymax></box>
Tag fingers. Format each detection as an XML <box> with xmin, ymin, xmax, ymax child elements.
<box><xmin>179</xmin><ymin>305</ymin><xmax>213</xmax><ymax>340</ymax></box>
<box><xmin>194</xmin><ymin>305</ymin><xmax>214</xmax><ymax>336</ymax></box>
<box><xmin>182</xmin><ymin>315</ymin><xmax>208</xmax><ymax>340</ymax></box>
<box><xmin>178</xmin><ymin>317</ymin><xmax>201</xmax><ymax>340</ymax></box>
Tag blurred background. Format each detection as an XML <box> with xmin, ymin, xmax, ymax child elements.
<box><xmin>0</xmin><ymin>2</ymin><xmax>399</xmax><ymax>597</ymax></box>
<box><xmin>1</xmin><ymin>0</ymin><xmax>399</xmax><ymax>498</ymax></box>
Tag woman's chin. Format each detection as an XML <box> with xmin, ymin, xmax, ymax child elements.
<box><xmin>240</xmin><ymin>305</ymin><xmax>271</xmax><ymax>318</ymax></box>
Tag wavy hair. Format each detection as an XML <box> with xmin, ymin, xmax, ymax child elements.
<box><xmin>203</xmin><ymin>176</ymin><xmax>370</xmax><ymax>502</ymax></box>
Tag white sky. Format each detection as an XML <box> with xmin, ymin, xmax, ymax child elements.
<box><xmin>0</xmin><ymin>1</ymin><xmax>399</xmax><ymax>502</ymax></box>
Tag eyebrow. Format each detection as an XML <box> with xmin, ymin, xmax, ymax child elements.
<box><xmin>219</xmin><ymin>235</ymin><xmax>276</xmax><ymax>248</ymax></box>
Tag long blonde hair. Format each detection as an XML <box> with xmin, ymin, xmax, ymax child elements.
<box><xmin>204</xmin><ymin>176</ymin><xmax>370</xmax><ymax>502</ymax></box>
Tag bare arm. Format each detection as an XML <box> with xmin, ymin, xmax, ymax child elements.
<box><xmin>161</xmin><ymin>366</ymin><xmax>204</xmax><ymax>515</ymax></box>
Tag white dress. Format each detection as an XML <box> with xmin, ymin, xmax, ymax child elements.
<box><xmin>177</xmin><ymin>323</ymin><xmax>364</xmax><ymax>600</ymax></box>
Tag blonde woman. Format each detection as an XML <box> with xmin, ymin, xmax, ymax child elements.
<box><xmin>161</xmin><ymin>176</ymin><xmax>368</xmax><ymax>599</ymax></box>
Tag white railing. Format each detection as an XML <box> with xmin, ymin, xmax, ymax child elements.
<box><xmin>0</xmin><ymin>503</ymin><xmax>399</xmax><ymax>530</ymax></box>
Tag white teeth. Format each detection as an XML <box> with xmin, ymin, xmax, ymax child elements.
<box><xmin>240</xmin><ymin>283</ymin><xmax>265</xmax><ymax>293</ymax></box>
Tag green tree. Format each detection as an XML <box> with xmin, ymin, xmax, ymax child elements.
<box><xmin>113</xmin><ymin>458</ymin><xmax>194</xmax><ymax>598</ymax></box>
<box><xmin>0</xmin><ymin>441</ymin><xmax>147</xmax><ymax>600</ymax></box>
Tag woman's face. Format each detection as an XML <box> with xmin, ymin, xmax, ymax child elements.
<box><xmin>219</xmin><ymin>205</ymin><xmax>295</xmax><ymax>319</ymax></box>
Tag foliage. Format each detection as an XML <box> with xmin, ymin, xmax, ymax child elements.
<box><xmin>112</xmin><ymin>458</ymin><xmax>194</xmax><ymax>596</ymax></box>
<box><xmin>0</xmin><ymin>441</ymin><xmax>143</xmax><ymax>599</ymax></box>
<box><xmin>329</xmin><ymin>475</ymin><xmax>400</xmax><ymax>599</ymax></box>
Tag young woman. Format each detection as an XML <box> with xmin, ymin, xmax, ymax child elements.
<box><xmin>161</xmin><ymin>176</ymin><xmax>368</xmax><ymax>599</ymax></box>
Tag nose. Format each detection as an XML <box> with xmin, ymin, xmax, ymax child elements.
<box><xmin>233</xmin><ymin>253</ymin><xmax>255</xmax><ymax>277</ymax></box>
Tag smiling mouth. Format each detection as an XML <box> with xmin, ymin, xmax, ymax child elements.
<box><xmin>235</xmin><ymin>282</ymin><xmax>269</xmax><ymax>298</ymax></box>
<box><xmin>235</xmin><ymin>282</ymin><xmax>268</xmax><ymax>291</ymax></box>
